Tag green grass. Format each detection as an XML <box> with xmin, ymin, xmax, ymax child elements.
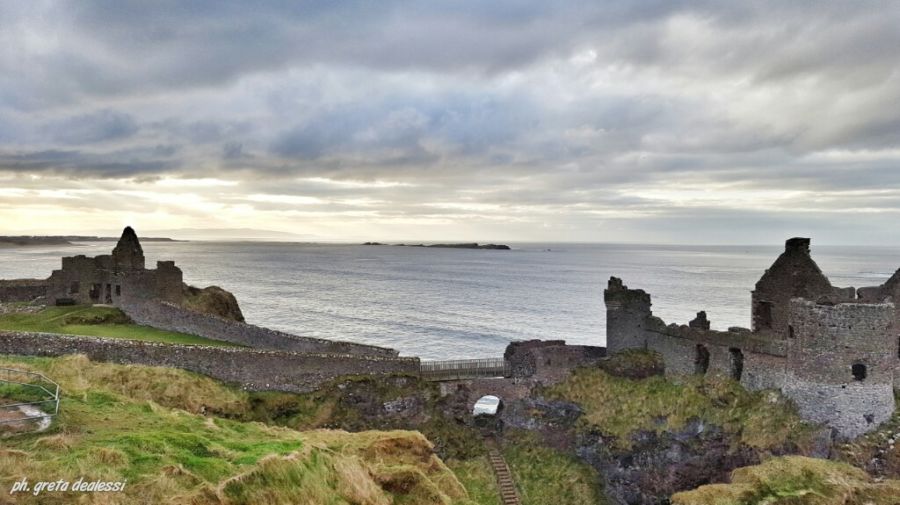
<box><xmin>0</xmin><ymin>305</ymin><xmax>237</xmax><ymax>347</ymax></box>
<box><xmin>0</xmin><ymin>354</ymin><xmax>476</xmax><ymax>505</ymax></box>
<box><xmin>447</xmin><ymin>458</ymin><xmax>501</xmax><ymax>505</ymax></box>
<box><xmin>0</xmin><ymin>382</ymin><xmax>50</xmax><ymax>404</ymax></box>
<box><xmin>0</xmin><ymin>354</ymin><xmax>608</xmax><ymax>505</ymax></box>
<box><xmin>503</xmin><ymin>431</ymin><xmax>604</xmax><ymax>505</ymax></box>
<box><xmin>597</xmin><ymin>348</ymin><xmax>665</xmax><ymax>379</ymax></box>
<box><xmin>672</xmin><ymin>456</ymin><xmax>900</xmax><ymax>505</ymax></box>
<box><xmin>543</xmin><ymin>367</ymin><xmax>815</xmax><ymax>450</ymax></box>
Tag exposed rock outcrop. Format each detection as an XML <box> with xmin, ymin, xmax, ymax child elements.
<box><xmin>181</xmin><ymin>284</ymin><xmax>245</xmax><ymax>322</ymax></box>
<box><xmin>577</xmin><ymin>422</ymin><xmax>762</xmax><ymax>505</ymax></box>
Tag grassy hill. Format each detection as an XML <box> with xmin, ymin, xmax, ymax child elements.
<box><xmin>0</xmin><ymin>353</ymin><xmax>609</xmax><ymax>505</ymax></box>
<box><xmin>0</xmin><ymin>354</ymin><xmax>475</xmax><ymax>505</ymax></box>
<box><xmin>0</xmin><ymin>305</ymin><xmax>235</xmax><ymax>347</ymax></box>
<box><xmin>11</xmin><ymin>348</ymin><xmax>889</xmax><ymax>504</ymax></box>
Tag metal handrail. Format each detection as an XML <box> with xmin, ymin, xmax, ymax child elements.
<box><xmin>419</xmin><ymin>357</ymin><xmax>511</xmax><ymax>381</ymax></box>
<box><xmin>0</xmin><ymin>367</ymin><xmax>61</xmax><ymax>427</ymax></box>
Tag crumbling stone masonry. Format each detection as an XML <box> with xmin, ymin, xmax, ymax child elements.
<box><xmin>605</xmin><ymin>237</ymin><xmax>900</xmax><ymax>439</ymax></box>
<box><xmin>505</xmin><ymin>340</ymin><xmax>606</xmax><ymax>380</ymax></box>
<box><xmin>46</xmin><ymin>227</ymin><xmax>184</xmax><ymax>306</ymax></box>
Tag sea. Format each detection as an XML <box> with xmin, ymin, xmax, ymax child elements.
<box><xmin>1</xmin><ymin>241</ymin><xmax>898</xmax><ymax>360</ymax></box>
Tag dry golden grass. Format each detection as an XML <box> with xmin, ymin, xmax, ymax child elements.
<box><xmin>0</xmin><ymin>354</ymin><xmax>476</xmax><ymax>505</ymax></box>
<box><xmin>672</xmin><ymin>456</ymin><xmax>900</xmax><ymax>505</ymax></box>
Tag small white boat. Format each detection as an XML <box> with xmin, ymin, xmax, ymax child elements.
<box><xmin>472</xmin><ymin>395</ymin><xmax>501</xmax><ymax>416</ymax></box>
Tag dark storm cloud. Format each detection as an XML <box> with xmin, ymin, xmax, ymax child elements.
<box><xmin>43</xmin><ymin>109</ymin><xmax>139</xmax><ymax>145</ymax></box>
<box><xmin>0</xmin><ymin>147</ymin><xmax>179</xmax><ymax>177</ymax></box>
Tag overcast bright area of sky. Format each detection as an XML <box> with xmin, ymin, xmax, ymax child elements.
<box><xmin>1</xmin><ymin>1</ymin><xmax>899</xmax><ymax>244</ymax></box>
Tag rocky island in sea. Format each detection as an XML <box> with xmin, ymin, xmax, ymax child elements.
<box><xmin>363</xmin><ymin>241</ymin><xmax>511</xmax><ymax>250</ymax></box>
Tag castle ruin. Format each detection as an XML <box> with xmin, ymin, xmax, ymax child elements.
<box><xmin>605</xmin><ymin>237</ymin><xmax>899</xmax><ymax>438</ymax></box>
<box><xmin>46</xmin><ymin>226</ymin><xmax>184</xmax><ymax>307</ymax></box>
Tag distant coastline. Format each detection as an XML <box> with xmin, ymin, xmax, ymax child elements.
<box><xmin>362</xmin><ymin>242</ymin><xmax>510</xmax><ymax>250</ymax></box>
<box><xmin>0</xmin><ymin>236</ymin><xmax>179</xmax><ymax>247</ymax></box>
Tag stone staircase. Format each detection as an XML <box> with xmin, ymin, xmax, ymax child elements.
<box><xmin>486</xmin><ymin>441</ymin><xmax>521</xmax><ymax>505</ymax></box>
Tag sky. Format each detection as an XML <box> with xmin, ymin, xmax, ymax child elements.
<box><xmin>1</xmin><ymin>1</ymin><xmax>900</xmax><ymax>244</ymax></box>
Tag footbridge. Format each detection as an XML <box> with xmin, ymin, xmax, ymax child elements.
<box><xmin>419</xmin><ymin>358</ymin><xmax>511</xmax><ymax>381</ymax></box>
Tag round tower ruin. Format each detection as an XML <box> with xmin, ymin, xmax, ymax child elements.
<box><xmin>783</xmin><ymin>298</ymin><xmax>896</xmax><ymax>438</ymax></box>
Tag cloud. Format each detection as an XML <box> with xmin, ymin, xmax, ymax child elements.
<box><xmin>43</xmin><ymin>109</ymin><xmax>139</xmax><ymax>144</ymax></box>
<box><xmin>1</xmin><ymin>1</ymin><xmax>900</xmax><ymax>242</ymax></box>
<box><xmin>0</xmin><ymin>147</ymin><xmax>178</xmax><ymax>177</ymax></box>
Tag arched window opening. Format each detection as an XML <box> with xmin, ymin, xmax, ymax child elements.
<box><xmin>695</xmin><ymin>344</ymin><xmax>710</xmax><ymax>375</ymax></box>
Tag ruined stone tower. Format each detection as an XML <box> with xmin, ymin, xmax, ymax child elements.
<box><xmin>604</xmin><ymin>277</ymin><xmax>654</xmax><ymax>354</ymax></box>
<box><xmin>112</xmin><ymin>226</ymin><xmax>145</xmax><ymax>272</ymax></box>
<box><xmin>784</xmin><ymin>299</ymin><xmax>896</xmax><ymax>438</ymax></box>
<box><xmin>751</xmin><ymin>238</ymin><xmax>838</xmax><ymax>336</ymax></box>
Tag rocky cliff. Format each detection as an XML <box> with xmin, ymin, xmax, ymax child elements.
<box><xmin>181</xmin><ymin>284</ymin><xmax>245</xmax><ymax>322</ymax></box>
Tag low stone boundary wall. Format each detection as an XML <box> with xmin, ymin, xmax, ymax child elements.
<box><xmin>121</xmin><ymin>300</ymin><xmax>398</xmax><ymax>358</ymax></box>
<box><xmin>0</xmin><ymin>279</ymin><xmax>48</xmax><ymax>303</ymax></box>
<box><xmin>0</xmin><ymin>331</ymin><xmax>419</xmax><ymax>393</ymax></box>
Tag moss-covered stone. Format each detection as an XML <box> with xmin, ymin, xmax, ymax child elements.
<box><xmin>598</xmin><ymin>349</ymin><xmax>665</xmax><ymax>379</ymax></box>
<box><xmin>181</xmin><ymin>284</ymin><xmax>245</xmax><ymax>322</ymax></box>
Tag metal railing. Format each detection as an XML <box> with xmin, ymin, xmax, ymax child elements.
<box><xmin>0</xmin><ymin>368</ymin><xmax>60</xmax><ymax>432</ymax></box>
<box><xmin>419</xmin><ymin>358</ymin><xmax>511</xmax><ymax>381</ymax></box>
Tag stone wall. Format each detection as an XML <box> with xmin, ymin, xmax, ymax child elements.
<box><xmin>788</xmin><ymin>300</ymin><xmax>896</xmax><ymax>384</ymax></box>
<box><xmin>741</xmin><ymin>351</ymin><xmax>788</xmax><ymax>391</ymax></box>
<box><xmin>504</xmin><ymin>340</ymin><xmax>605</xmax><ymax>380</ymax></box>
<box><xmin>121</xmin><ymin>300</ymin><xmax>398</xmax><ymax>358</ymax></box>
<box><xmin>643</xmin><ymin>329</ymin><xmax>789</xmax><ymax>390</ymax></box>
<box><xmin>505</xmin><ymin>340</ymin><xmax>566</xmax><ymax>377</ymax></box>
<box><xmin>643</xmin><ymin>331</ymin><xmax>697</xmax><ymax>375</ymax></box>
<box><xmin>782</xmin><ymin>377</ymin><xmax>895</xmax><ymax>439</ymax></box>
<box><xmin>0</xmin><ymin>331</ymin><xmax>419</xmax><ymax>393</ymax></box>
<box><xmin>530</xmin><ymin>344</ymin><xmax>606</xmax><ymax>380</ymax></box>
<box><xmin>605</xmin><ymin>275</ymin><xmax>787</xmax><ymax>383</ymax></box>
<box><xmin>0</xmin><ymin>279</ymin><xmax>48</xmax><ymax>302</ymax></box>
